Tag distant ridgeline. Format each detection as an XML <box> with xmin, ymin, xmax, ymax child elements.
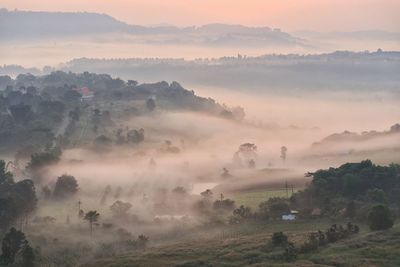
<box><xmin>0</xmin><ymin>8</ymin><xmax>301</xmax><ymax>46</ymax></box>
<box><xmin>313</xmin><ymin>124</ymin><xmax>400</xmax><ymax>146</ymax></box>
<box><xmin>0</xmin><ymin>71</ymin><xmax>243</xmax><ymax>153</ymax></box>
<box><xmin>62</xmin><ymin>51</ymin><xmax>400</xmax><ymax>91</ymax></box>
<box><xmin>1</xmin><ymin>50</ymin><xmax>399</xmax><ymax>91</ymax></box>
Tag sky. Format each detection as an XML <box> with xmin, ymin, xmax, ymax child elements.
<box><xmin>1</xmin><ymin>0</ymin><xmax>399</xmax><ymax>32</ymax></box>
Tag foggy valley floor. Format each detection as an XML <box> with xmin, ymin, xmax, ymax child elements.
<box><xmin>0</xmin><ymin>70</ymin><xmax>399</xmax><ymax>267</ymax></box>
<box><xmin>0</xmin><ymin>5</ymin><xmax>400</xmax><ymax>266</ymax></box>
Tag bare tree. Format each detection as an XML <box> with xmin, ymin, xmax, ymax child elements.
<box><xmin>280</xmin><ymin>146</ymin><xmax>288</xmax><ymax>163</ymax></box>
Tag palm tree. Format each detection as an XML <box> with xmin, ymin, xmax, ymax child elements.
<box><xmin>84</xmin><ymin>210</ymin><xmax>100</xmax><ymax>237</ymax></box>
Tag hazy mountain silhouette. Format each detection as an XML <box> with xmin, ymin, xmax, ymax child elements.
<box><xmin>0</xmin><ymin>8</ymin><xmax>303</xmax><ymax>47</ymax></box>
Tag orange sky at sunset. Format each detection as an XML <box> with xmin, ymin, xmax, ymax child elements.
<box><xmin>0</xmin><ymin>0</ymin><xmax>399</xmax><ymax>32</ymax></box>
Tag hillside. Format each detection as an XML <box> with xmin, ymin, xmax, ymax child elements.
<box><xmin>81</xmin><ymin>222</ymin><xmax>400</xmax><ymax>267</ymax></box>
<box><xmin>0</xmin><ymin>71</ymin><xmax>243</xmax><ymax>153</ymax></box>
<box><xmin>305</xmin><ymin>124</ymin><xmax>400</xmax><ymax>164</ymax></box>
<box><xmin>313</xmin><ymin>123</ymin><xmax>400</xmax><ymax>146</ymax></box>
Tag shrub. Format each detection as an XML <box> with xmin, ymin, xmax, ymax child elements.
<box><xmin>368</xmin><ymin>205</ymin><xmax>394</xmax><ymax>231</ymax></box>
<box><xmin>272</xmin><ymin>232</ymin><xmax>288</xmax><ymax>247</ymax></box>
<box><xmin>299</xmin><ymin>232</ymin><xmax>320</xmax><ymax>253</ymax></box>
<box><xmin>213</xmin><ymin>199</ymin><xmax>235</xmax><ymax>212</ymax></box>
<box><xmin>299</xmin><ymin>223</ymin><xmax>359</xmax><ymax>253</ymax></box>
<box><xmin>283</xmin><ymin>242</ymin><xmax>297</xmax><ymax>261</ymax></box>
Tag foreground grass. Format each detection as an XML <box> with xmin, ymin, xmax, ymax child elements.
<box><xmin>81</xmin><ymin>221</ymin><xmax>400</xmax><ymax>267</ymax></box>
<box><xmin>304</xmin><ymin>223</ymin><xmax>400</xmax><ymax>267</ymax></box>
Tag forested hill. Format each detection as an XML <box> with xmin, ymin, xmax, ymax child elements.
<box><xmin>0</xmin><ymin>71</ymin><xmax>244</xmax><ymax>153</ymax></box>
<box><xmin>0</xmin><ymin>71</ymin><xmax>228</xmax><ymax>114</ymax></box>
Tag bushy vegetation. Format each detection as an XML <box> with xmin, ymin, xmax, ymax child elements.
<box><xmin>368</xmin><ymin>204</ymin><xmax>394</xmax><ymax>230</ymax></box>
<box><xmin>292</xmin><ymin>160</ymin><xmax>400</xmax><ymax>224</ymax></box>
<box><xmin>0</xmin><ymin>160</ymin><xmax>37</xmax><ymax>232</ymax></box>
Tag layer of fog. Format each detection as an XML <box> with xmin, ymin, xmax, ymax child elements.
<box><xmin>1</xmin><ymin>35</ymin><xmax>399</xmax><ymax>68</ymax></box>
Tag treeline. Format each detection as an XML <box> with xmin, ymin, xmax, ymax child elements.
<box><xmin>291</xmin><ymin>160</ymin><xmax>399</xmax><ymax>228</ymax></box>
<box><xmin>196</xmin><ymin>160</ymin><xmax>398</xmax><ymax>232</ymax></box>
<box><xmin>268</xmin><ymin>223</ymin><xmax>360</xmax><ymax>262</ymax></box>
<box><xmin>0</xmin><ymin>160</ymin><xmax>37</xmax><ymax>232</ymax></box>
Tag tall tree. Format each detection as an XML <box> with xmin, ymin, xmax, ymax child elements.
<box><xmin>146</xmin><ymin>98</ymin><xmax>156</xmax><ymax>112</ymax></box>
<box><xmin>0</xmin><ymin>227</ymin><xmax>26</xmax><ymax>265</ymax></box>
<box><xmin>110</xmin><ymin>200</ymin><xmax>132</xmax><ymax>218</ymax></box>
<box><xmin>84</xmin><ymin>211</ymin><xmax>100</xmax><ymax>237</ymax></box>
<box><xmin>53</xmin><ymin>175</ymin><xmax>78</xmax><ymax>200</ymax></box>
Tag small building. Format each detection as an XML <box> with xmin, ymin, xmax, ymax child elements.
<box><xmin>311</xmin><ymin>208</ymin><xmax>322</xmax><ymax>216</ymax></box>
<box><xmin>282</xmin><ymin>210</ymin><xmax>299</xmax><ymax>221</ymax></box>
<box><xmin>74</xmin><ymin>86</ymin><xmax>94</xmax><ymax>101</ymax></box>
<box><xmin>282</xmin><ymin>214</ymin><xmax>296</xmax><ymax>221</ymax></box>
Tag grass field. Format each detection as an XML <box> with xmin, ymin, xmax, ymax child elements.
<box><xmin>228</xmin><ymin>188</ymin><xmax>298</xmax><ymax>210</ymax></box>
<box><xmin>80</xmin><ymin>221</ymin><xmax>400</xmax><ymax>267</ymax></box>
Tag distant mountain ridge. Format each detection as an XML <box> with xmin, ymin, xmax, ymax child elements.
<box><xmin>0</xmin><ymin>8</ymin><xmax>302</xmax><ymax>47</ymax></box>
<box><xmin>0</xmin><ymin>8</ymin><xmax>141</xmax><ymax>38</ymax></box>
<box><xmin>312</xmin><ymin>123</ymin><xmax>400</xmax><ymax>147</ymax></box>
<box><xmin>294</xmin><ymin>30</ymin><xmax>400</xmax><ymax>41</ymax></box>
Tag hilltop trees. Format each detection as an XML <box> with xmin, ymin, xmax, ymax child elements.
<box><xmin>1</xmin><ymin>71</ymin><xmax>243</xmax><ymax>156</ymax></box>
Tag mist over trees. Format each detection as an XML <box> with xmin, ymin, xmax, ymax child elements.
<box><xmin>1</xmin><ymin>50</ymin><xmax>395</xmax><ymax>93</ymax></box>
<box><xmin>0</xmin><ymin>1</ymin><xmax>399</xmax><ymax>266</ymax></box>
<box><xmin>0</xmin><ymin>71</ymin><xmax>245</xmax><ymax>155</ymax></box>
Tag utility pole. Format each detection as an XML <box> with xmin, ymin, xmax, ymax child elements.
<box><xmin>78</xmin><ymin>199</ymin><xmax>82</xmax><ymax>218</ymax></box>
<box><xmin>285</xmin><ymin>181</ymin><xmax>289</xmax><ymax>198</ymax></box>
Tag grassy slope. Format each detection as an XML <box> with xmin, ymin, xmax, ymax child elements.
<box><xmin>305</xmin><ymin>224</ymin><xmax>400</xmax><ymax>267</ymax></box>
<box><xmin>80</xmin><ymin>222</ymin><xmax>400</xmax><ymax>267</ymax></box>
